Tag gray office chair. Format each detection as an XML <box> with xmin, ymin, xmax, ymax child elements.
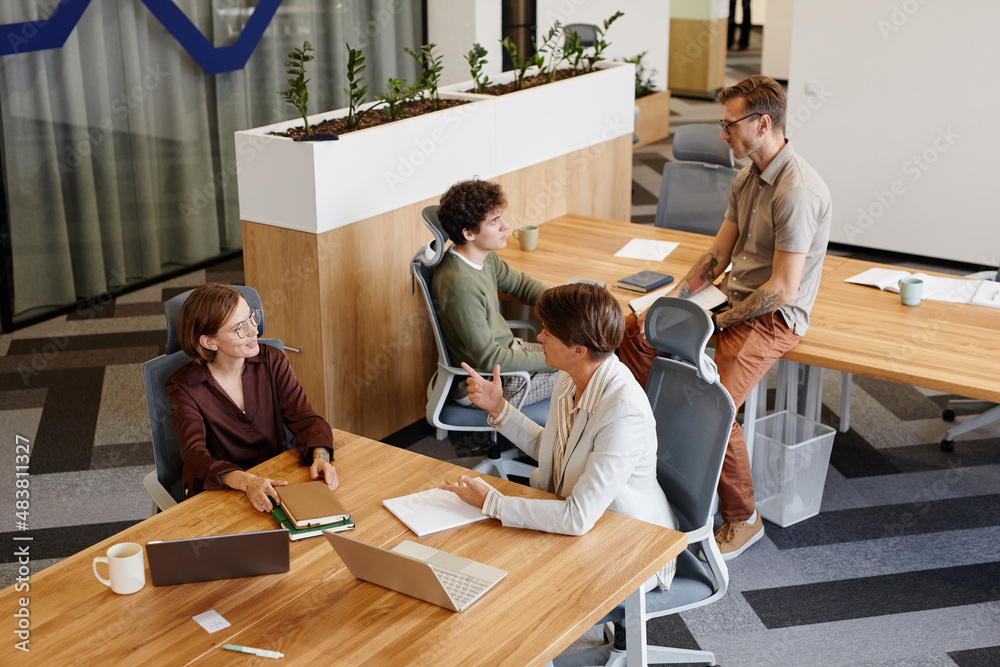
<box><xmin>654</xmin><ymin>124</ymin><xmax>739</xmax><ymax>236</ymax></box>
<box><xmin>564</xmin><ymin>23</ymin><xmax>597</xmax><ymax>47</ymax></box>
<box><xmin>671</xmin><ymin>123</ymin><xmax>735</xmax><ymax>168</ymax></box>
<box><xmin>410</xmin><ymin>206</ymin><xmax>548</xmax><ymax>480</ymax></box>
<box><xmin>940</xmin><ymin>263</ymin><xmax>1000</xmax><ymax>451</ymax></box>
<box><xmin>142</xmin><ymin>285</ymin><xmax>287</xmax><ymax>513</ymax></box>
<box><xmin>556</xmin><ymin>297</ymin><xmax>734</xmax><ymax>667</ymax></box>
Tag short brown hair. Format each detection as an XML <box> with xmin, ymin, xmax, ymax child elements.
<box><xmin>438</xmin><ymin>179</ymin><xmax>508</xmax><ymax>245</ymax></box>
<box><xmin>176</xmin><ymin>283</ymin><xmax>241</xmax><ymax>365</ymax></box>
<box><xmin>718</xmin><ymin>75</ymin><xmax>786</xmax><ymax>134</ymax></box>
<box><xmin>535</xmin><ymin>284</ymin><xmax>624</xmax><ymax>361</ymax></box>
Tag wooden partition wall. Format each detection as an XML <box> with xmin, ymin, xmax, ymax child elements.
<box><xmin>243</xmin><ymin>134</ymin><xmax>632</xmax><ymax>441</ymax></box>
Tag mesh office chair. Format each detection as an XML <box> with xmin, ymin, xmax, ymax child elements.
<box><xmin>556</xmin><ymin>298</ymin><xmax>734</xmax><ymax>667</ymax></box>
<box><xmin>654</xmin><ymin>124</ymin><xmax>739</xmax><ymax>236</ymax></box>
<box><xmin>940</xmin><ymin>263</ymin><xmax>1000</xmax><ymax>451</ymax></box>
<box><xmin>564</xmin><ymin>23</ymin><xmax>597</xmax><ymax>47</ymax></box>
<box><xmin>410</xmin><ymin>206</ymin><xmax>548</xmax><ymax>480</ymax></box>
<box><xmin>142</xmin><ymin>285</ymin><xmax>286</xmax><ymax>513</ymax></box>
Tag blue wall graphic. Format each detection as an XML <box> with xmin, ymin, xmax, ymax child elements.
<box><xmin>0</xmin><ymin>0</ymin><xmax>283</xmax><ymax>75</ymax></box>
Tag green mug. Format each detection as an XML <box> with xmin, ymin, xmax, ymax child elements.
<box><xmin>898</xmin><ymin>277</ymin><xmax>923</xmax><ymax>306</ymax></box>
<box><xmin>512</xmin><ymin>225</ymin><xmax>539</xmax><ymax>251</ymax></box>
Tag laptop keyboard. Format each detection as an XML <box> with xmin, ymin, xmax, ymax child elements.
<box><xmin>431</xmin><ymin>566</ymin><xmax>491</xmax><ymax>606</ymax></box>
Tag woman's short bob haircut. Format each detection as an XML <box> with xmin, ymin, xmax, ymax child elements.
<box><xmin>176</xmin><ymin>283</ymin><xmax>242</xmax><ymax>365</ymax></box>
<box><xmin>535</xmin><ymin>283</ymin><xmax>624</xmax><ymax>361</ymax></box>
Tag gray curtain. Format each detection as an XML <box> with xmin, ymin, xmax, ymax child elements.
<box><xmin>0</xmin><ymin>0</ymin><xmax>422</xmax><ymax>322</ymax></box>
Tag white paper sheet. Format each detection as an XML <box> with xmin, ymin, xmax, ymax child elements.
<box><xmin>614</xmin><ymin>238</ymin><xmax>679</xmax><ymax>261</ymax></box>
<box><xmin>383</xmin><ymin>488</ymin><xmax>488</xmax><ymax>537</ymax></box>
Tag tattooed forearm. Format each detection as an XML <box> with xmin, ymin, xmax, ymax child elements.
<box><xmin>717</xmin><ymin>287</ymin><xmax>781</xmax><ymax>329</ymax></box>
<box><xmin>312</xmin><ymin>447</ymin><xmax>332</xmax><ymax>463</ymax></box>
<box><xmin>677</xmin><ymin>253</ymin><xmax>721</xmax><ymax>298</ymax></box>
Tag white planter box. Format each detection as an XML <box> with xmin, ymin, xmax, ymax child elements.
<box><xmin>235</xmin><ymin>92</ymin><xmax>496</xmax><ymax>234</ymax></box>
<box><xmin>443</xmin><ymin>62</ymin><xmax>635</xmax><ymax>174</ymax></box>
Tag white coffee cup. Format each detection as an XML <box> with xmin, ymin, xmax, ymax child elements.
<box><xmin>93</xmin><ymin>542</ymin><xmax>145</xmax><ymax>595</ymax></box>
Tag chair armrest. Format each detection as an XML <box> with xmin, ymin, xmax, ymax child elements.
<box><xmin>506</xmin><ymin>319</ymin><xmax>538</xmax><ymax>336</ymax></box>
<box><xmin>438</xmin><ymin>364</ymin><xmax>533</xmax><ymax>408</ymax></box>
<box><xmin>143</xmin><ymin>471</ymin><xmax>179</xmax><ymax>512</ymax></box>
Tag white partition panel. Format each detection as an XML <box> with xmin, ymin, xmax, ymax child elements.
<box><xmin>787</xmin><ymin>0</ymin><xmax>998</xmax><ymax>266</ymax></box>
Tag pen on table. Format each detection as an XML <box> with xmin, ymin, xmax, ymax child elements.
<box><xmin>223</xmin><ymin>644</ymin><xmax>284</xmax><ymax>659</ymax></box>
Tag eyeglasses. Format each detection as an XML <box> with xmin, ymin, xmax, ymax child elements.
<box><xmin>228</xmin><ymin>309</ymin><xmax>261</xmax><ymax>339</ymax></box>
<box><xmin>719</xmin><ymin>112</ymin><xmax>761</xmax><ymax>134</ymax></box>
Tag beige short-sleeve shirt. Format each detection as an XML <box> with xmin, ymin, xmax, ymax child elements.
<box><xmin>723</xmin><ymin>140</ymin><xmax>832</xmax><ymax>335</ymax></box>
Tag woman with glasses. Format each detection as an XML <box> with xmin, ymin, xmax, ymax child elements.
<box><xmin>167</xmin><ymin>283</ymin><xmax>338</xmax><ymax>512</ymax></box>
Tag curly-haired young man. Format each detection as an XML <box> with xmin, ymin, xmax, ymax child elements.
<box><xmin>431</xmin><ymin>179</ymin><xmax>556</xmax><ymax>407</ymax></box>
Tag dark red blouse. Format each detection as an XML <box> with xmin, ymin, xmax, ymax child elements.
<box><xmin>166</xmin><ymin>344</ymin><xmax>332</xmax><ymax>497</ymax></box>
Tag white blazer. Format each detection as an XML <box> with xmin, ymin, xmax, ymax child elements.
<box><xmin>497</xmin><ymin>356</ymin><xmax>677</xmax><ymax>587</ymax></box>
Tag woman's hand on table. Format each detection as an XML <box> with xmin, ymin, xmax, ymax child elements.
<box><xmin>461</xmin><ymin>362</ymin><xmax>505</xmax><ymax>419</ymax></box>
<box><xmin>221</xmin><ymin>470</ymin><xmax>287</xmax><ymax>513</ymax></box>
<box><xmin>439</xmin><ymin>474</ymin><xmax>492</xmax><ymax>510</ymax></box>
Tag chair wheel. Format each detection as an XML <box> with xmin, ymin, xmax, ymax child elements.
<box><xmin>940</xmin><ymin>439</ymin><xmax>955</xmax><ymax>452</ymax></box>
<box><xmin>942</xmin><ymin>408</ymin><xmax>956</xmax><ymax>422</ymax></box>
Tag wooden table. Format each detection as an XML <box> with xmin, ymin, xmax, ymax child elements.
<box><xmin>499</xmin><ymin>214</ymin><xmax>1000</xmax><ymax>405</ymax></box>
<box><xmin>3</xmin><ymin>432</ymin><xmax>684</xmax><ymax>666</ymax></box>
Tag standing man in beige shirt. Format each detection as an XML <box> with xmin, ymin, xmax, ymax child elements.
<box><xmin>621</xmin><ymin>75</ymin><xmax>832</xmax><ymax>559</ymax></box>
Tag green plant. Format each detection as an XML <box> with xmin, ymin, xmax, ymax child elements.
<box><xmin>378</xmin><ymin>77</ymin><xmax>426</xmax><ymax>121</ymax></box>
<box><xmin>535</xmin><ymin>21</ymin><xmax>566</xmax><ymax>83</ymax></box>
<box><xmin>344</xmin><ymin>44</ymin><xmax>369</xmax><ymax>131</ymax></box>
<box><xmin>405</xmin><ymin>43</ymin><xmax>444</xmax><ymax>111</ymax></box>
<box><xmin>625</xmin><ymin>52</ymin><xmax>657</xmax><ymax>98</ymax></box>
<box><xmin>584</xmin><ymin>11</ymin><xmax>624</xmax><ymax>72</ymax></box>
<box><xmin>501</xmin><ymin>36</ymin><xmax>543</xmax><ymax>91</ymax></box>
<box><xmin>278</xmin><ymin>41</ymin><xmax>315</xmax><ymax>137</ymax></box>
<box><xmin>465</xmin><ymin>42</ymin><xmax>492</xmax><ymax>92</ymax></box>
<box><xmin>563</xmin><ymin>29</ymin><xmax>586</xmax><ymax>70</ymax></box>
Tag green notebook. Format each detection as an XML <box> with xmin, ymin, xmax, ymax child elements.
<box><xmin>271</xmin><ymin>505</ymin><xmax>355</xmax><ymax>541</ymax></box>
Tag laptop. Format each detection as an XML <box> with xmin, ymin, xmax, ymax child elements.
<box><xmin>324</xmin><ymin>532</ymin><xmax>506</xmax><ymax>612</ymax></box>
<box><xmin>147</xmin><ymin>529</ymin><xmax>289</xmax><ymax>586</ymax></box>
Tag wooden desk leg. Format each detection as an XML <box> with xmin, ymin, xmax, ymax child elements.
<box><xmin>624</xmin><ymin>587</ymin><xmax>648</xmax><ymax>667</ymax></box>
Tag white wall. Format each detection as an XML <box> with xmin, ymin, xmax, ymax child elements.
<box><xmin>536</xmin><ymin>0</ymin><xmax>671</xmax><ymax>91</ymax></box>
<box><xmin>428</xmin><ymin>0</ymin><xmax>503</xmax><ymax>86</ymax></box>
<box><xmin>760</xmin><ymin>0</ymin><xmax>792</xmax><ymax>80</ymax></box>
<box><xmin>787</xmin><ymin>1</ymin><xmax>998</xmax><ymax>266</ymax></box>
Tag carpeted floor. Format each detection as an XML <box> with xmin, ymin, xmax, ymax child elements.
<box><xmin>2</xmin><ymin>42</ymin><xmax>999</xmax><ymax>665</ymax></box>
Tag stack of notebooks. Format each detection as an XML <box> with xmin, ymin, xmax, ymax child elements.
<box><xmin>270</xmin><ymin>481</ymin><xmax>355</xmax><ymax>541</ymax></box>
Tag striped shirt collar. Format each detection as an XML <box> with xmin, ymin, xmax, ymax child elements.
<box><xmin>556</xmin><ymin>354</ymin><xmax>617</xmax><ymax>415</ymax></box>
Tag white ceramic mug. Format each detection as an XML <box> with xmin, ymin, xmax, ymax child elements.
<box><xmin>93</xmin><ymin>542</ymin><xmax>145</xmax><ymax>595</ymax></box>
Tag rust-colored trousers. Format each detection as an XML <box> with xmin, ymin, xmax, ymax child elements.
<box><xmin>618</xmin><ymin>311</ymin><xmax>800</xmax><ymax>523</ymax></box>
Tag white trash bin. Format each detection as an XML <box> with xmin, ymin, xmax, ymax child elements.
<box><xmin>751</xmin><ymin>410</ymin><xmax>836</xmax><ymax>527</ymax></box>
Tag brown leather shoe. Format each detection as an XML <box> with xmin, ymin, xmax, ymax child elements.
<box><xmin>715</xmin><ymin>517</ymin><xmax>764</xmax><ymax>561</ymax></box>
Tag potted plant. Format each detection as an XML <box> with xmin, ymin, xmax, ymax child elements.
<box><xmin>627</xmin><ymin>51</ymin><xmax>671</xmax><ymax>147</ymax></box>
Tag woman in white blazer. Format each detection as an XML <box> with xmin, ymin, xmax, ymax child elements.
<box><xmin>440</xmin><ymin>283</ymin><xmax>677</xmax><ymax>590</ymax></box>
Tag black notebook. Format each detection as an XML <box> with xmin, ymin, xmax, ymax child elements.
<box><xmin>616</xmin><ymin>270</ymin><xmax>674</xmax><ymax>293</ymax></box>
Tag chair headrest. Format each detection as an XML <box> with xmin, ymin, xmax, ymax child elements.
<box><xmin>644</xmin><ymin>297</ymin><xmax>718</xmax><ymax>383</ymax></box>
<box><xmin>672</xmin><ymin>124</ymin><xmax>735</xmax><ymax>168</ymax></box>
<box><xmin>417</xmin><ymin>205</ymin><xmax>450</xmax><ymax>269</ymax></box>
<box><xmin>564</xmin><ymin>23</ymin><xmax>597</xmax><ymax>47</ymax></box>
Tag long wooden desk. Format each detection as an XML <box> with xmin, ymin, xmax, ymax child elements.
<box><xmin>498</xmin><ymin>215</ymin><xmax>1000</xmax><ymax>405</ymax></box>
<box><xmin>3</xmin><ymin>432</ymin><xmax>685</xmax><ymax>666</ymax></box>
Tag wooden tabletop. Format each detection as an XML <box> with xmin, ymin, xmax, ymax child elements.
<box><xmin>3</xmin><ymin>430</ymin><xmax>685</xmax><ymax>666</ymax></box>
<box><xmin>497</xmin><ymin>214</ymin><xmax>1000</xmax><ymax>403</ymax></box>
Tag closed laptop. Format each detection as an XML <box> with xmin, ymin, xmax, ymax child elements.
<box><xmin>147</xmin><ymin>529</ymin><xmax>289</xmax><ymax>586</ymax></box>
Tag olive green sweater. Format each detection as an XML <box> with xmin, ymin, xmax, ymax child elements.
<box><xmin>431</xmin><ymin>250</ymin><xmax>554</xmax><ymax>399</ymax></box>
